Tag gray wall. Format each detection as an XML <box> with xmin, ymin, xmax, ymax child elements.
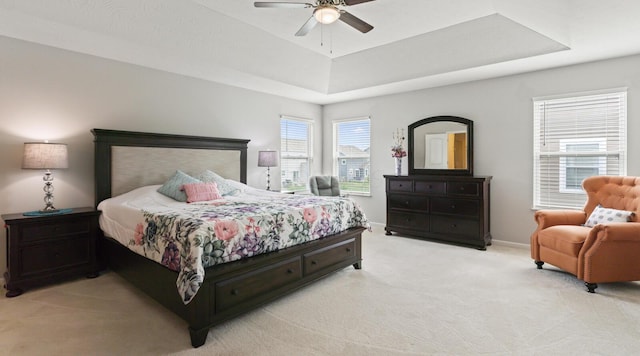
<box><xmin>2</xmin><ymin>33</ymin><xmax>640</xmax><ymax>283</ymax></box>
<box><xmin>323</xmin><ymin>54</ymin><xmax>640</xmax><ymax>245</ymax></box>
<box><xmin>0</xmin><ymin>36</ymin><xmax>322</xmax><ymax>279</ymax></box>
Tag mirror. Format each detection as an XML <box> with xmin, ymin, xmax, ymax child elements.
<box><xmin>408</xmin><ymin>116</ymin><xmax>473</xmax><ymax>176</ymax></box>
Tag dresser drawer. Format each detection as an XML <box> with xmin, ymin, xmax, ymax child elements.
<box><xmin>414</xmin><ymin>181</ymin><xmax>446</xmax><ymax>195</ymax></box>
<box><xmin>431</xmin><ymin>216</ymin><xmax>478</xmax><ymax>236</ymax></box>
<box><xmin>388</xmin><ymin>194</ymin><xmax>428</xmax><ymax>211</ymax></box>
<box><xmin>447</xmin><ymin>182</ymin><xmax>480</xmax><ymax>196</ymax></box>
<box><xmin>387</xmin><ymin>212</ymin><xmax>429</xmax><ymax>230</ymax></box>
<box><xmin>304</xmin><ymin>238</ymin><xmax>356</xmax><ymax>275</ymax></box>
<box><xmin>388</xmin><ymin>179</ymin><xmax>412</xmax><ymax>192</ymax></box>
<box><xmin>215</xmin><ymin>257</ymin><xmax>302</xmax><ymax>312</ymax></box>
<box><xmin>20</xmin><ymin>220</ymin><xmax>90</xmax><ymax>244</ymax></box>
<box><xmin>431</xmin><ymin>198</ymin><xmax>479</xmax><ymax>217</ymax></box>
<box><xmin>19</xmin><ymin>235</ymin><xmax>91</xmax><ymax>277</ymax></box>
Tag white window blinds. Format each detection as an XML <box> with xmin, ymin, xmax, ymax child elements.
<box><xmin>533</xmin><ymin>90</ymin><xmax>627</xmax><ymax>209</ymax></box>
<box><xmin>281</xmin><ymin>116</ymin><xmax>312</xmax><ymax>192</ymax></box>
<box><xmin>333</xmin><ymin>118</ymin><xmax>371</xmax><ymax>195</ymax></box>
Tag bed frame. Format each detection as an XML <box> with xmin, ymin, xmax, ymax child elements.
<box><xmin>92</xmin><ymin>128</ymin><xmax>364</xmax><ymax>347</ymax></box>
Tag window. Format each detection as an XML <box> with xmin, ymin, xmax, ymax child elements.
<box><xmin>533</xmin><ymin>90</ymin><xmax>626</xmax><ymax>209</ymax></box>
<box><xmin>281</xmin><ymin>116</ymin><xmax>312</xmax><ymax>193</ymax></box>
<box><xmin>334</xmin><ymin>118</ymin><xmax>370</xmax><ymax>195</ymax></box>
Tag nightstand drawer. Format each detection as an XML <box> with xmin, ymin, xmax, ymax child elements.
<box><xmin>19</xmin><ymin>235</ymin><xmax>91</xmax><ymax>277</ymax></box>
<box><xmin>21</xmin><ymin>220</ymin><xmax>90</xmax><ymax>243</ymax></box>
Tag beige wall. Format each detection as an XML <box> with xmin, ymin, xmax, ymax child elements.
<box><xmin>0</xmin><ymin>36</ymin><xmax>322</xmax><ymax>279</ymax></box>
<box><xmin>323</xmin><ymin>54</ymin><xmax>640</xmax><ymax>245</ymax></box>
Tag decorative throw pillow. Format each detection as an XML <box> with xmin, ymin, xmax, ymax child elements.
<box><xmin>584</xmin><ymin>204</ymin><xmax>635</xmax><ymax>227</ymax></box>
<box><xmin>182</xmin><ymin>182</ymin><xmax>222</xmax><ymax>203</ymax></box>
<box><xmin>196</xmin><ymin>170</ymin><xmax>239</xmax><ymax>196</ymax></box>
<box><xmin>157</xmin><ymin>170</ymin><xmax>201</xmax><ymax>202</ymax></box>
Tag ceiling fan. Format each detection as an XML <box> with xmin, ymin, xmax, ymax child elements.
<box><xmin>254</xmin><ymin>0</ymin><xmax>375</xmax><ymax>36</ymax></box>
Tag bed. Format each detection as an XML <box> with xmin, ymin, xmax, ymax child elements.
<box><xmin>92</xmin><ymin>128</ymin><xmax>367</xmax><ymax>347</ymax></box>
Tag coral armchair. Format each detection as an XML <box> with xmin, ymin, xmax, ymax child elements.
<box><xmin>531</xmin><ymin>176</ymin><xmax>640</xmax><ymax>293</ymax></box>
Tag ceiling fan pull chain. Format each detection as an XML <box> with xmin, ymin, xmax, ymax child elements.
<box><xmin>320</xmin><ymin>22</ymin><xmax>324</xmax><ymax>47</ymax></box>
<box><xmin>330</xmin><ymin>25</ymin><xmax>333</xmax><ymax>54</ymax></box>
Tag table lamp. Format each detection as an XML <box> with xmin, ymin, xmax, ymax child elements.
<box><xmin>258</xmin><ymin>150</ymin><xmax>278</xmax><ymax>191</ymax></box>
<box><xmin>22</xmin><ymin>142</ymin><xmax>69</xmax><ymax>213</ymax></box>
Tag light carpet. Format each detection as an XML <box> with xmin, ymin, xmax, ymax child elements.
<box><xmin>2</xmin><ymin>225</ymin><xmax>640</xmax><ymax>355</ymax></box>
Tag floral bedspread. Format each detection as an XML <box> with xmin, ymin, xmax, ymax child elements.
<box><xmin>128</xmin><ymin>195</ymin><xmax>369</xmax><ymax>304</ymax></box>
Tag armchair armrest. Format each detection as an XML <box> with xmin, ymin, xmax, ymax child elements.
<box><xmin>534</xmin><ymin>209</ymin><xmax>586</xmax><ymax>229</ymax></box>
<box><xmin>578</xmin><ymin>222</ymin><xmax>640</xmax><ymax>282</ymax></box>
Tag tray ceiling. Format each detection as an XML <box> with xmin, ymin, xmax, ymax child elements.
<box><xmin>0</xmin><ymin>0</ymin><xmax>639</xmax><ymax>104</ymax></box>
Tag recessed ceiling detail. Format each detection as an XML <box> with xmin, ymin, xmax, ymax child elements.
<box><xmin>328</xmin><ymin>14</ymin><xmax>569</xmax><ymax>93</ymax></box>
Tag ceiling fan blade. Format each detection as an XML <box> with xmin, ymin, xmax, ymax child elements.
<box><xmin>295</xmin><ymin>15</ymin><xmax>318</xmax><ymax>36</ymax></box>
<box><xmin>339</xmin><ymin>11</ymin><xmax>374</xmax><ymax>33</ymax></box>
<box><xmin>254</xmin><ymin>2</ymin><xmax>311</xmax><ymax>8</ymax></box>
<box><xmin>343</xmin><ymin>0</ymin><xmax>375</xmax><ymax>6</ymax></box>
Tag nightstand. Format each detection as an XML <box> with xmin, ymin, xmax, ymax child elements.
<box><xmin>2</xmin><ymin>207</ymin><xmax>101</xmax><ymax>297</ymax></box>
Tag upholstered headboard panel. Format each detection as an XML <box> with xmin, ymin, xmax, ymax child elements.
<box><xmin>92</xmin><ymin>129</ymin><xmax>250</xmax><ymax>206</ymax></box>
<box><xmin>111</xmin><ymin>146</ymin><xmax>240</xmax><ymax>197</ymax></box>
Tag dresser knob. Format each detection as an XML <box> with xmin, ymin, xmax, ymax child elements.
<box><xmin>231</xmin><ymin>289</ymin><xmax>239</xmax><ymax>295</ymax></box>
<box><xmin>311</xmin><ymin>260</ymin><xmax>317</xmax><ymax>265</ymax></box>
<box><xmin>286</xmin><ymin>268</ymin><xmax>294</xmax><ymax>274</ymax></box>
<box><xmin>451</xmin><ymin>205</ymin><xmax>456</xmax><ymax>209</ymax></box>
<box><xmin>451</xmin><ymin>224</ymin><xmax>457</xmax><ymax>228</ymax></box>
<box><xmin>346</xmin><ymin>248</ymin><xmax>352</xmax><ymax>252</ymax></box>
<box><xmin>405</xmin><ymin>201</ymin><xmax>410</xmax><ymax>206</ymax></box>
<box><xmin>459</xmin><ymin>187</ymin><xmax>465</xmax><ymax>191</ymax></box>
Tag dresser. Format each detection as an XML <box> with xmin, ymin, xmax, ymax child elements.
<box><xmin>2</xmin><ymin>207</ymin><xmax>100</xmax><ymax>297</ymax></box>
<box><xmin>384</xmin><ymin>175</ymin><xmax>491</xmax><ymax>249</ymax></box>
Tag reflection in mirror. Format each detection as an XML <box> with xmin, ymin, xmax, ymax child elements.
<box><xmin>408</xmin><ymin>116</ymin><xmax>473</xmax><ymax>176</ymax></box>
<box><xmin>413</xmin><ymin>122</ymin><xmax>468</xmax><ymax>169</ymax></box>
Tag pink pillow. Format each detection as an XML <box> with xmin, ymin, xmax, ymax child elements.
<box><xmin>181</xmin><ymin>182</ymin><xmax>222</xmax><ymax>203</ymax></box>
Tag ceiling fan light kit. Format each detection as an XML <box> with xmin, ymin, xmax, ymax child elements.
<box><xmin>314</xmin><ymin>5</ymin><xmax>340</xmax><ymax>24</ymax></box>
<box><xmin>254</xmin><ymin>0</ymin><xmax>374</xmax><ymax>36</ymax></box>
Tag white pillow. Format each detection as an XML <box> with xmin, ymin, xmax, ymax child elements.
<box><xmin>585</xmin><ymin>205</ymin><xmax>635</xmax><ymax>227</ymax></box>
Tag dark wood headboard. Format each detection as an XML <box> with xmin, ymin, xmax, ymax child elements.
<box><xmin>92</xmin><ymin>128</ymin><xmax>250</xmax><ymax>206</ymax></box>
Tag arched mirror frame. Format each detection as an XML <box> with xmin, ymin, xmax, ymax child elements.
<box><xmin>408</xmin><ymin>115</ymin><xmax>473</xmax><ymax>176</ymax></box>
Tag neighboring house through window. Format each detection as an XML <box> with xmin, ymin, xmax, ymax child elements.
<box><xmin>281</xmin><ymin>116</ymin><xmax>312</xmax><ymax>193</ymax></box>
<box><xmin>533</xmin><ymin>89</ymin><xmax>627</xmax><ymax>209</ymax></box>
<box><xmin>333</xmin><ymin>117</ymin><xmax>371</xmax><ymax>195</ymax></box>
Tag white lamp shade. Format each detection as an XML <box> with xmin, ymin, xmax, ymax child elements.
<box><xmin>22</xmin><ymin>142</ymin><xmax>69</xmax><ymax>169</ymax></box>
<box><xmin>258</xmin><ymin>150</ymin><xmax>279</xmax><ymax>167</ymax></box>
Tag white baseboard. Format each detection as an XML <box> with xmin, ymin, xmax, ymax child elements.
<box><xmin>490</xmin><ymin>239</ymin><xmax>529</xmax><ymax>250</ymax></box>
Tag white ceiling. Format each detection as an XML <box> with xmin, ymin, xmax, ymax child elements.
<box><xmin>1</xmin><ymin>0</ymin><xmax>639</xmax><ymax>104</ymax></box>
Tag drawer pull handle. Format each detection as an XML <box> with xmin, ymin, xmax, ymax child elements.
<box><xmin>451</xmin><ymin>205</ymin><xmax>456</xmax><ymax>209</ymax></box>
<box><xmin>286</xmin><ymin>268</ymin><xmax>294</xmax><ymax>274</ymax></box>
<box><xmin>311</xmin><ymin>260</ymin><xmax>318</xmax><ymax>265</ymax></box>
<box><xmin>346</xmin><ymin>248</ymin><xmax>352</xmax><ymax>252</ymax></box>
<box><xmin>428</xmin><ymin>185</ymin><xmax>432</xmax><ymax>189</ymax></box>
<box><xmin>459</xmin><ymin>187</ymin><xmax>465</xmax><ymax>191</ymax></box>
<box><xmin>451</xmin><ymin>224</ymin><xmax>457</xmax><ymax>228</ymax></box>
<box><xmin>231</xmin><ymin>289</ymin><xmax>239</xmax><ymax>296</ymax></box>
<box><xmin>405</xmin><ymin>201</ymin><xmax>410</xmax><ymax>206</ymax></box>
